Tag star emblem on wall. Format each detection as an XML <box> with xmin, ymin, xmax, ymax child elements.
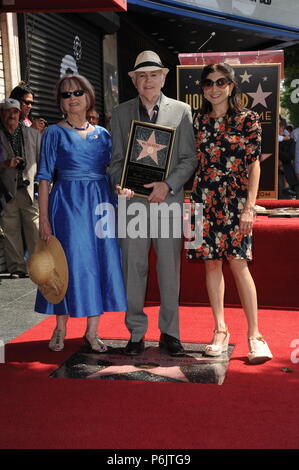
<box><xmin>247</xmin><ymin>83</ymin><xmax>272</xmax><ymax>108</ymax></box>
<box><xmin>136</xmin><ymin>131</ymin><xmax>167</xmax><ymax>164</ymax></box>
<box><xmin>239</xmin><ymin>70</ymin><xmax>252</xmax><ymax>83</ymax></box>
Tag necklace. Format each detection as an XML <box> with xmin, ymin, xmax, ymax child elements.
<box><xmin>65</xmin><ymin>119</ymin><xmax>90</xmax><ymax>131</ymax></box>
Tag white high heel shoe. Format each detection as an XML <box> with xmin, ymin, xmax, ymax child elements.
<box><xmin>205</xmin><ymin>326</ymin><xmax>230</xmax><ymax>357</ymax></box>
<box><xmin>48</xmin><ymin>328</ymin><xmax>66</xmax><ymax>352</ymax></box>
<box><xmin>248</xmin><ymin>335</ymin><xmax>273</xmax><ymax>364</ymax></box>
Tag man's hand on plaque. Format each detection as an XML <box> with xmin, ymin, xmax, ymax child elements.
<box><xmin>144</xmin><ymin>181</ymin><xmax>170</xmax><ymax>203</ymax></box>
<box><xmin>115</xmin><ymin>185</ymin><xmax>135</xmax><ymax>199</ymax></box>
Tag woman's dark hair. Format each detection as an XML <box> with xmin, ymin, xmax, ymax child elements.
<box><xmin>9</xmin><ymin>81</ymin><xmax>34</xmax><ymax>101</ymax></box>
<box><xmin>200</xmin><ymin>63</ymin><xmax>242</xmax><ymax>117</ymax></box>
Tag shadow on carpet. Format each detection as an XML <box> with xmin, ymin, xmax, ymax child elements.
<box><xmin>50</xmin><ymin>340</ymin><xmax>234</xmax><ymax>385</ymax></box>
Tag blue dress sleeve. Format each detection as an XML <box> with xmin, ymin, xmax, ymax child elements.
<box><xmin>36</xmin><ymin>126</ymin><xmax>58</xmax><ymax>182</ymax></box>
<box><xmin>97</xmin><ymin>126</ymin><xmax>112</xmax><ymax>165</ymax></box>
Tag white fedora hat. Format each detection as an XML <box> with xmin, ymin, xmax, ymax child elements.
<box><xmin>128</xmin><ymin>50</ymin><xmax>169</xmax><ymax>78</ymax></box>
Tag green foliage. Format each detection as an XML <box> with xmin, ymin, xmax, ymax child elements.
<box><xmin>281</xmin><ymin>45</ymin><xmax>299</xmax><ymax>128</ymax></box>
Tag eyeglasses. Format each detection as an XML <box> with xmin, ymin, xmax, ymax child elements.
<box><xmin>21</xmin><ymin>99</ymin><xmax>34</xmax><ymax>106</ymax></box>
<box><xmin>201</xmin><ymin>77</ymin><xmax>231</xmax><ymax>89</ymax></box>
<box><xmin>60</xmin><ymin>90</ymin><xmax>85</xmax><ymax>99</ymax></box>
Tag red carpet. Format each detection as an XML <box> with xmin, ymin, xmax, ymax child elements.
<box><xmin>256</xmin><ymin>198</ymin><xmax>299</xmax><ymax>208</ymax></box>
<box><xmin>1</xmin><ymin>306</ymin><xmax>299</xmax><ymax>449</ymax></box>
<box><xmin>145</xmin><ymin>214</ymin><xmax>299</xmax><ymax>311</ymax></box>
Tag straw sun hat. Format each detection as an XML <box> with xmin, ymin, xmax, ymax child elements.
<box><xmin>27</xmin><ymin>236</ymin><xmax>68</xmax><ymax>304</ymax></box>
<box><xmin>128</xmin><ymin>50</ymin><xmax>169</xmax><ymax>78</ymax></box>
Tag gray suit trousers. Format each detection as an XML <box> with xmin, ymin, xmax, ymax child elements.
<box><xmin>119</xmin><ymin>212</ymin><xmax>182</xmax><ymax>342</ymax></box>
<box><xmin>2</xmin><ymin>188</ymin><xmax>39</xmax><ymax>273</ymax></box>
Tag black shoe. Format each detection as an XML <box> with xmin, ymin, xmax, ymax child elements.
<box><xmin>124</xmin><ymin>338</ymin><xmax>145</xmax><ymax>356</ymax></box>
<box><xmin>159</xmin><ymin>333</ymin><xmax>185</xmax><ymax>356</ymax></box>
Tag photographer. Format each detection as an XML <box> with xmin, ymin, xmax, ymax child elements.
<box><xmin>0</xmin><ymin>98</ymin><xmax>40</xmax><ymax>278</ymax></box>
<box><xmin>278</xmin><ymin>119</ymin><xmax>298</xmax><ymax>197</ymax></box>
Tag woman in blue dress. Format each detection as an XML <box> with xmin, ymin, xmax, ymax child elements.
<box><xmin>36</xmin><ymin>74</ymin><xmax>132</xmax><ymax>352</ymax></box>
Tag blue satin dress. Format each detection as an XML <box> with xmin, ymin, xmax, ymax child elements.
<box><xmin>34</xmin><ymin>124</ymin><xmax>127</xmax><ymax>317</ymax></box>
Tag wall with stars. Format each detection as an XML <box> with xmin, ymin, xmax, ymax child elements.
<box><xmin>177</xmin><ymin>63</ymin><xmax>281</xmax><ymax>198</ymax></box>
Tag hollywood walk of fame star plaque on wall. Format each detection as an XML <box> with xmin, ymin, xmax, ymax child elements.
<box><xmin>177</xmin><ymin>63</ymin><xmax>281</xmax><ymax>199</ymax></box>
<box><xmin>120</xmin><ymin>120</ymin><xmax>176</xmax><ymax>197</ymax></box>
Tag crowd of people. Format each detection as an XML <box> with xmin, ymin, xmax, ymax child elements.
<box><xmin>2</xmin><ymin>50</ymin><xmax>288</xmax><ymax>364</ymax></box>
<box><xmin>0</xmin><ymin>95</ymin><xmax>40</xmax><ymax>278</ymax></box>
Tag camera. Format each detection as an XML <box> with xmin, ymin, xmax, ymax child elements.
<box><xmin>16</xmin><ymin>158</ymin><xmax>26</xmax><ymax>171</ymax></box>
<box><xmin>18</xmin><ymin>179</ymin><xmax>30</xmax><ymax>188</ymax></box>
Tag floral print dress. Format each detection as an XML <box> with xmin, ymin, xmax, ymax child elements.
<box><xmin>187</xmin><ymin>110</ymin><xmax>261</xmax><ymax>261</ymax></box>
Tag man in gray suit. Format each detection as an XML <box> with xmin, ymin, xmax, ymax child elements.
<box><xmin>109</xmin><ymin>51</ymin><xmax>197</xmax><ymax>356</ymax></box>
<box><xmin>0</xmin><ymin>98</ymin><xmax>40</xmax><ymax>278</ymax></box>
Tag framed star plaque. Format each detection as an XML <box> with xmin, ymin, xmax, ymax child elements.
<box><xmin>120</xmin><ymin>120</ymin><xmax>176</xmax><ymax>197</ymax></box>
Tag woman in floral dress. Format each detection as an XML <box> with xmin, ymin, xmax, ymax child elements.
<box><xmin>187</xmin><ymin>63</ymin><xmax>272</xmax><ymax>364</ymax></box>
